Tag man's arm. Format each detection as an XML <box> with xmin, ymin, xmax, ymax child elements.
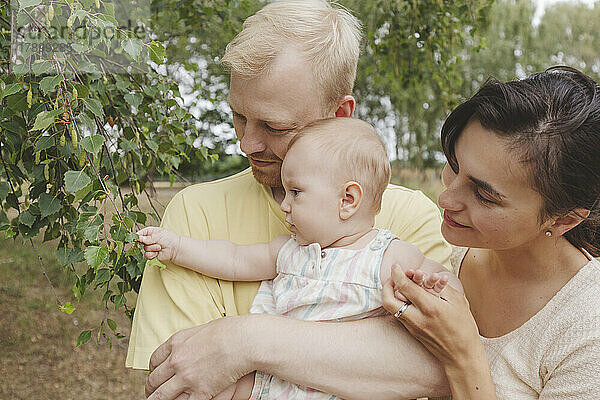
<box><xmin>146</xmin><ymin>314</ymin><xmax>450</xmax><ymax>400</ymax></box>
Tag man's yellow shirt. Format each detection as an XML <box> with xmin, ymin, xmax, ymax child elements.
<box><xmin>126</xmin><ymin>168</ymin><xmax>451</xmax><ymax>369</ymax></box>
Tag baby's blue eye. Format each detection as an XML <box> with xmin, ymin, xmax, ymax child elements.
<box><xmin>291</xmin><ymin>189</ymin><xmax>299</xmax><ymax>196</ymax></box>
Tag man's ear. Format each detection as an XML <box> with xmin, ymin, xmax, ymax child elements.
<box><xmin>334</xmin><ymin>95</ymin><xmax>355</xmax><ymax>117</ymax></box>
<box><xmin>548</xmin><ymin>208</ymin><xmax>591</xmax><ymax>237</ymax></box>
<box><xmin>339</xmin><ymin>181</ymin><xmax>362</xmax><ymax>220</ymax></box>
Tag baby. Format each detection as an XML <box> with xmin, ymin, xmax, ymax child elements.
<box><xmin>138</xmin><ymin>117</ymin><xmax>460</xmax><ymax>400</ymax></box>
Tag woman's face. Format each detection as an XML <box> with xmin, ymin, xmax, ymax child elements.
<box><xmin>438</xmin><ymin>119</ymin><xmax>550</xmax><ymax>250</ymax></box>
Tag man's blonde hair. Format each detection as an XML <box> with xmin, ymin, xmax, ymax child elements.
<box><xmin>287</xmin><ymin>118</ymin><xmax>390</xmax><ymax>214</ymax></box>
<box><xmin>222</xmin><ymin>0</ymin><xmax>362</xmax><ymax>111</ymax></box>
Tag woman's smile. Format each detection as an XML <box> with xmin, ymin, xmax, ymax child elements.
<box><xmin>443</xmin><ymin>210</ymin><xmax>470</xmax><ymax>229</ymax></box>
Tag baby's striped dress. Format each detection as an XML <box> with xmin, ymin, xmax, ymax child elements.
<box><xmin>249</xmin><ymin>229</ymin><xmax>396</xmax><ymax>400</ymax></box>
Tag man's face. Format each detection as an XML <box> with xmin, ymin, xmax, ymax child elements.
<box><xmin>227</xmin><ymin>48</ymin><xmax>328</xmax><ymax>187</ymax></box>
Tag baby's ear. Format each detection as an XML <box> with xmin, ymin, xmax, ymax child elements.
<box><xmin>339</xmin><ymin>181</ymin><xmax>363</xmax><ymax>220</ymax></box>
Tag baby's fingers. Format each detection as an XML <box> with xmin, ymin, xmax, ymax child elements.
<box><xmin>144</xmin><ymin>251</ymin><xmax>159</xmax><ymax>260</ymax></box>
<box><xmin>144</xmin><ymin>244</ymin><xmax>163</xmax><ymax>253</ymax></box>
<box><xmin>411</xmin><ymin>269</ymin><xmax>427</xmax><ymax>286</ymax></box>
<box><xmin>423</xmin><ymin>272</ymin><xmax>440</xmax><ymax>290</ymax></box>
<box><xmin>433</xmin><ymin>274</ymin><xmax>449</xmax><ymax>294</ymax></box>
<box><xmin>136</xmin><ymin>226</ymin><xmax>161</xmax><ymax>240</ymax></box>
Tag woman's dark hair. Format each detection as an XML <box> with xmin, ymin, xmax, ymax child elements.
<box><xmin>441</xmin><ymin>66</ymin><xmax>600</xmax><ymax>256</ymax></box>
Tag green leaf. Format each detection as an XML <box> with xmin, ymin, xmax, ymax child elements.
<box><xmin>104</xmin><ymin>2</ymin><xmax>115</xmax><ymax>17</ymax></box>
<box><xmin>114</xmin><ymin>240</ymin><xmax>124</xmax><ymax>265</ymax></box>
<box><xmin>32</xmin><ymin>61</ymin><xmax>53</xmax><ymax>75</ymax></box>
<box><xmin>85</xmin><ymin>245</ymin><xmax>109</xmax><ymax>269</ymax></box>
<box><xmin>148</xmin><ymin>41</ymin><xmax>166</xmax><ymax>64</ymax></box>
<box><xmin>72</xmin><ymin>277</ymin><xmax>87</xmax><ymax>301</ymax></box>
<box><xmin>147</xmin><ymin>258</ymin><xmax>166</xmax><ymax>270</ymax></box>
<box><xmin>77</xmin><ymin>112</ymin><xmax>96</xmax><ymax>133</ymax></box>
<box><xmin>64</xmin><ymin>170</ymin><xmax>91</xmax><ymax>193</ymax></box>
<box><xmin>19</xmin><ymin>0</ymin><xmax>41</xmax><ymax>8</ymax></box>
<box><xmin>119</xmin><ymin>138</ymin><xmax>137</xmax><ymax>152</ymax></box>
<box><xmin>109</xmin><ymin>223</ymin><xmax>128</xmax><ymax>242</ymax></box>
<box><xmin>0</xmin><ymin>182</ymin><xmax>9</xmax><ymax>201</ymax></box>
<box><xmin>123</xmin><ymin>215</ymin><xmax>135</xmax><ymax>230</ymax></box>
<box><xmin>73</xmin><ymin>182</ymin><xmax>93</xmax><ymax>202</ymax></box>
<box><xmin>114</xmin><ymin>76</ymin><xmax>130</xmax><ymax>92</ymax></box>
<box><xmin>124</xmin><ymin>93</ymin><xmax>142</xmax><ymax>109</ymax></box>
<box><xmin>83</xmin><ymin>222</ymin><xmax>101</xmax><ymax>244</ymax></box>
<box><xmin>18</xmin><ymin>210</ymin><xmax>36</xmax><ymax>227</ymax></box>
<box><xmin>16</xmin><ymin>11</ymin><xmax>30</xmax><ymax>27</ymax></box>
<box><xmin>0</xmin><ymin>83</ymin><xmax>21</xmax><ymax>100</ymax></box>
<box><xmin>79</xmin><ymin>0</ymin><xmax>94</xmax><ymax>9</ymax></box>
<box><xmin>31</xmin><ymin>110</ymin><xmax>63</xmax><ymax>131</ymax></box>
<box><xmin>56</xmin><ymin>247</ymin><xmax>85</xmax><ymax>266</ymax></box>
<box><xmin>38</xmin><ymin>193</ymin><xmax>61</xmax><ymax>218</ymax></box>
<box><xmin>113</xmin><ymin>294</ymin><xmax>126</xmax><ymax>310</ymax></box>
<box><xmin>80</xmin><ymin>135</ymin><xmax>105</xmax><ymax>157</ymax></box>
<box><xmin>59</xmin><ymin>302</ymin><xmax>76</xmax><ymax>314</ymax></box>
<box><xmin>70</xmin><ymin>43</ymin><xmax>88</xmax><ymax>54</ymax></box>
<box><xmin>39</xmin><ymin>75</ymin><xmax>64</xmax><ymax>95</ymax></box>
<box><xmin>76</xmin><ymin>330</ymin><xmax>92</xmax><ymax>347</ymax></box>
<box><xmin>106</xmin><ymin>318</ymin><xmax>117</xmax><ymax>331</ymax></box>
<box><xmin>121</xmin><ymin>38</ymin><xmax>143</xmax><ymax>60</ymax></box>
<box><xmin>6</xmin><ymin>93</ymin><xmax>28</xmax><ymax>113</ymax></box>
<box><xmin>82</xmin><ymin>98</ymin><xmax>104</xmax><ymax>118</ymax></box>
<box><xmin>34</xmin><ymin>135</ymin><xmax>55</xmax><ymax>152</ymax></box>
<box><xmin>95</xmin><ymin>268</ymin><xmax>111</xmax><ymax>285</ymax></box>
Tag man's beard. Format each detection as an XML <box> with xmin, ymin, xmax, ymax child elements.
<box><xmin>250</xmin><ymin>163</ymin><xmax>282</xmax><ymax>188</ymax></box>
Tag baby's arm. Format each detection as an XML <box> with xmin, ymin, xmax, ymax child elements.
<box><xmin>211</xmin><ymin>373</ymin><xmax>255</xmax><ymax>400</ymax></box>
<box><xmin>137</xmin><ymin>226</ymin><xmax>288</xmax><ymax>281</ymax></box>
<box><xmin>380</xmin><ymin>240</ymin><xmax>462</xmax><ymax>299</ymax></box>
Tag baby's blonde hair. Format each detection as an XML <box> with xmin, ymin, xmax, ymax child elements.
<box><xmin>287</xmin><ymin>118</ymin><xmax>391</xmax><ymax>214</ymax></box>
<box><xmin>222</xmin><ymin>0</ymin><xmax>362</xmax><ymax>111</ymax></box>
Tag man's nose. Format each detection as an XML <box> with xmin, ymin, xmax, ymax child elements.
<box><xmin>239</xmin><ymin>122</ymin><xmax>266</xmax><ymax>155</ymax></box>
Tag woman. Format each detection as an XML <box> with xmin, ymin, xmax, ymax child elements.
<box><xmin>383</xmin><ymin>66</ymin><xmax>600</xmax><ymax>399</ymax></box>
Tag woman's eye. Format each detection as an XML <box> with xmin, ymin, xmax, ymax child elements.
<box><xmin>474</xmin><ymin>190</ymin><xmax>495</xmax><ymax>205</ymax></box>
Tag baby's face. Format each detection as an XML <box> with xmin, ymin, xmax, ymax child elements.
<box><xmin>279</xmin><ymin>142</ymin><xmax>345</xmax><ymax>247</ymax></box>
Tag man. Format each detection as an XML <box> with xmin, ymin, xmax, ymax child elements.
<box><xmin>127</xmin><ymin>1</ymin><xmax>452</xmax><ymax>398</ymax></box>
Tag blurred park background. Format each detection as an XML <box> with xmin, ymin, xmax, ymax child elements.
<box><xmin>1</xmin><ymin>0</ymin><xmax>600</xmax><ymax>397</ymax></box>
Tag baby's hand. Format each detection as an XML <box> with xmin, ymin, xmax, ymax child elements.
<box><xmin>136</xmin><ymin>226</ymin><xmax>181</xmax><ymax>262</ymax></box>
<box><xmin>393</xmin><ymin>269</ymin><xmax>449</xmax><ymax>302</ymax></box>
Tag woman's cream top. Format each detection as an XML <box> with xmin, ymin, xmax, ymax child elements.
<box><xmin>450</xmin><ymin>247</ymin><xmax>600</xmax><ymax>399</ymax></box>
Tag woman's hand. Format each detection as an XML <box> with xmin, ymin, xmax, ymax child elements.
<box><xmin>382</xmin><ymin>265</ymin><xmax>497</xmax><ymax>399</ymax></box>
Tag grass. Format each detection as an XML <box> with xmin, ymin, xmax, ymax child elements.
<box><xmin>0</xmin><ymin>235</ymin><xmax>147</xmax><ymax>399</ymax></box>
<box><xmin>391</xmin><ymin>166</ymin><xmax>444</xmax><ymax>206</ymax></box>
<box><xmin>0</xmin><ymin>169</ymin><xmax>444</xmax><ymax>399</ymax></box>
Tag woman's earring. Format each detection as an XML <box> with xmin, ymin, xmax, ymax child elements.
<box><xmin>545</xmin><ymin>230</ymin><xmax>552</xmax><ymax>237</ymax></box>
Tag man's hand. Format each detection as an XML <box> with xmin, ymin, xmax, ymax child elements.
<box><xmin>137</xmin><ymin>226</ymin><xmax>182</xmax><ymax>262</ymax></box>
<box><xmin>145</xmin><ymin>316</ymin><xmax>253</xmax><ymax>400</ymax></box>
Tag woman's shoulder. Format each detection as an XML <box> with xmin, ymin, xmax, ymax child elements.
<box><xmin>560</xmin><ymin>258</ymin><xmax>600</xmax><ymax>314</ymax></box>
<box><xmin>537</xmin><ymin>259</ymin><xmax>600</xmax><ymax>344</ymax></box>
<box><xmin>539</xmin><ymin>260</ymin><xmax>600</xmax><ymax>381</ymax></box>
